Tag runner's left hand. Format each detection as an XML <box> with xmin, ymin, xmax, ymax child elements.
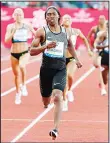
<box><xmin>76</xmin><ymin>61</ymin><xmax>82</xmax><ymax>68</ymax></box>
<box><xmin>88</xmin><ymin>50</ymin><xmax>93</xmax><ymax>57</ymax></box>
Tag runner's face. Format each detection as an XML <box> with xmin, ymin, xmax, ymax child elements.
<box><xmin>46</xmin><ymin>8</ymin><xmax>59</xmax><ymax>26</ymax></box>
<box><xmin>99</xmin><ymin>16</ymin><xmax>106</xmax><ymax>25</ymax></box>
<box><xmin>13</xmin><ymin>10</ymin><xmax>24</xmax><ymax>22</ymax></box>
<box><xmin>62</xmin><ymin>16</ymin><xmax>72</xmax><ymax>27</ymax></box>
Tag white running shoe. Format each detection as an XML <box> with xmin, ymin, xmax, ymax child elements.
<box><xmin>101</xmin><ymin>89</ymin><xmax>107</xmax><ymax>96</ymax></box>
<box><xmin>67</xmin><ymin>90</ymin><xmax>74</xmax><ymax>102</ymax></box>
<box><xmin>62</xmin><ymin>99</ymin><xmax>68</xmax><ymax>111</ymax></box>
<box><xmin>15</xmin><ymin>92</ymin><xmax>21</xmax><ymax>105</ymax></box>
<box><xmin>21</xmin><ymin>85</ymin><xmax>28</xmax><ymax>96</ymax></box>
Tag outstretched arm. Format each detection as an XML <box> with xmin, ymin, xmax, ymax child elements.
<box><xmin>87</xmin><ymin>26</ymin><xmax>95</xmax><ymax>48</ymax></box>
<box><xmin>68</xmin><ymin>37</ymin><xmax>82</xmax><ymax>68</ymax></box>
<box><xmin>28</xmin><ymin>23</ymin><xmax>36</xmax><ymax>36</ymax></box>
<box><xmin>78</xmin><ymin>29</ymin><xmax>93</xmax><ymax>56</ymax></box>
<box><xmin>87</xmin><ymin>26</ymin><xmax>95</xmax><ymax>42</ymax></box>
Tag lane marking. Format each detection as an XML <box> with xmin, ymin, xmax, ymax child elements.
<box><xmin>40</xmin><ymin>119</ymin><xmax>108</xmax><ymax>123</ymax></box>
<box><xmin>11</xmin><ymin>104</ymin><xmax>54</xmax><ymax>143</ymax></box>
<box><xmin>1</xmin><ymin>57</ymin><xmax>41</xmax><ymax>74</ymax></box>
<box><xmin>1</xmin><ymin>66</ymin><xmax>95</xmax><ymax>97</ymax></box>
<box><xmin>1</xmin><ymin>75</ymin><xmax>39</xmax><ymax>97</ymax></box>
<box><xmin>10</xmin><ymin>66</ymin><xmax>95</xmax><ymax>143</ymax></box>
<box><xmin>1</xmin><ymin>119</ymin><xmax>32</xmax><ymax>121</ymax></box>
<box><xmin>71</xmin><ymin>66</ymin><xmax>95</xmax><ymax>90</ymax></box>
<box><xmin>1</xmin><ymin>119</ymin><xmax>107</xmax><ymax>123</ymax></box>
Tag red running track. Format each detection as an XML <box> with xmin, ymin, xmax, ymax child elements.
<box><xmin>1</xmin><ymin>51</ymin><xmax>108</xmax><ymax>142</ymax></box>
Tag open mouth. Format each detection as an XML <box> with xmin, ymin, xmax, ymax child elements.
<box><xmin>50</xmin><ymin>19</ymin><xmax>55</xmax><ymax>22</ymax></box>
<box><xmin>66</xmin><ymin>21</ymin><xmax>70</xmax><ymax>24</ymax></box>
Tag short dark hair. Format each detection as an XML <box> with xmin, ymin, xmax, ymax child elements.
<box><xmin>45</xmin><ymin>6</ymin><xmax>61</xmax><ymax>24</ymax></box>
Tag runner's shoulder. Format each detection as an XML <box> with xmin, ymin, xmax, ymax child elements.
<box><xmin>92</xmin><ymin>25</ymin><xmax>97</xmax><ymax>32</ymax></box>
<box><xmin>6</xmin><ymin>23</ymin><xmax>15</xmax><ymax>30</ymax></box>
<box><xmin>72</xmin><ymin>28</ymin><xmax>81</xmax><ymax>35</ymax></box>
<box><xmin>35</xmin><ymin>27</ymin><xmax>45</xmax><ymax>39</ymax></box>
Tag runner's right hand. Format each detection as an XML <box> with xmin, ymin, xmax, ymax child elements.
<box><xmin>11</xmin><ymin>25</ymin><xmax>17</xmax><ymax>34</ymax></box>
<box><xmin>46</xmin><ymin>41</ymin><xmax>56</xmax><ymax>49</ymax></box>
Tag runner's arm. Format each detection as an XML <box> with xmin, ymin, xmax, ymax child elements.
<box><xmin>78</xmin><ymin>29</ymin><xmax>92</xmax><ymax>53</ymax></box>
<box><xmin>28</xmin><ymin>23</ymin><xmax>36</xmax><ymax>36</ymax></box>
<box><xmin>5</xmin><ymin>24</ymin><xmax>16</xmax><ymax>43</ymax></box>
<box><xmin>30</xmin><ymin>28</ymin><xmax>56</xmax><ymax>56</ymax></box>
<box><xmin>87</xmin><ymin>26</ymin><xmax>96</xmax><ymax>48</ymax></box>
<box><xmin>87</xmin><ymin>26</ymin><xmax>95</xmax><ymax>41</ymax></box>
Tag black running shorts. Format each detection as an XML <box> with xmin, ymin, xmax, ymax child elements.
<box><xmin>66</xmin><ymin>57</ymin><xmax>75</xmax><ymax>65</ymax></box>
<box><xmin>100</xmin><ymin>51</ymin><xmax>109</xmax><ymax>67</ymax></box>
<box><xmin>40</xmin><ymin>67</ymin><xmax>67</xmax><ymax>97</ymax></box>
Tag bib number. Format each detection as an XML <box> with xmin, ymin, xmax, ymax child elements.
<box><xmin>44</xmin><ymin>40</ymin><xmax>64</xmax><ymax>58</ymax></box>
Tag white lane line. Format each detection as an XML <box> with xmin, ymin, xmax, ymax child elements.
<box><xmin>10</xmin><ymin>67</ymin><xmax>95</xmax><ymax>143</ymax></box>
<box><xmin>1</xmin><ymin>57</ymin><xmax>41</xmax><ymax>75</ymax></box>
<box><xmin>11</xmin><ymin>104</ymin><xmax>54</xmax><ymax>143</ymax></box>
<box><xmin>1</xmin><ymin>75</ymin><xmax>39</xmax><ymax>97</ymax></box>
<box><xmin>1</xmin><ymin>67</ymin><xmax>12</xmax><ymax>74</ymax></box>
<box><xmin>1</xmin><ymin>66</ymin><xmax>95</xmax><ymax>97</ymax></box>
<box><xmin>1</xmin><ymin>119</ymin><xmax>33</xmax><ymax>121</ymax></box>
<box><xmin>71</xmin><ymin>66</ymin><xmax>95</xmax><ymax>90</ymax></box>
<box><xmin>40</xmin><ymin>119</ymin><xmax>108</xmax><ymax>123</ymax></box>
<box><xmin>1</xmin><ymin>119</ymin><xmax>107</xmax><ymax>123</ymax></box>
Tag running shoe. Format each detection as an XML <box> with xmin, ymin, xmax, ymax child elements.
<box><xmin>101</xmin><ymin>89</ymin><xmax>107</xmax><ymax>96</ymax></box>
<box><xmin>62</xmin><ymin>99</ymin><xmax>68</xmax><ymax>111</ymax></box>
<box><xmin>49</xmin><ymin>129</ymin><xmax>58</xmax><ymax>140</ymax></box>
<box><xmin>67</xmin><ymin>90</ymin><xmax>74</xmax><ymax>102</ymax></box>
<box><xmin>21</xmin><ymin>85</ymin><xmax>28</xmax><ymax>96</ymax></box>
<box><xmin>15</xmin><ymin>92</ymin><xmax>21</xmax><ymax>104</ymax></box>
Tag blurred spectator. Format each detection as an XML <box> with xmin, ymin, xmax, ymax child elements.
<box><xmin>49</xmin><ymin>1</ymin><xmax>73</xmax><ymax>8</ymax></box>
<box><xmin>1</xmin><ymin>2</ymin><xmax>9</xmax><ymax>7</ymax></box>
<box><xmin>28</xmin><ymin>2</ymin><xmax>48</xmax><ymax>7</ymax></box>
<box><xmin>28</xmin><ymin>2</ymin><xmax>40</xmax><ymax>7</ymax></box>
<box><xmin>28</xmin><ymin>1</ymin><xmax>73</xmax><ymax>8</ymax></box>
<box><xmin>85</xmin><ymin>1</ymin><xmax>108</xmax><ymax>10</ymax></box>
<box><xmin>1</xmin><ymin>1</ymin><xmax>108</xmax><ymax>9</ymax></box>
<box><xmin>69</xmin><ymin>1</ymin><xmax>88</xmax><ymax>8</ymax></box>
<box><xmin>2</xmin><ymin>2</ymin><xmax>28</xmax><ymax>7</ymax></box>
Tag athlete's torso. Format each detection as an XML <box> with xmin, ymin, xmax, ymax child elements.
<box><xmin>41</xmin><ymin>25</ymin><xmax>68</xmax><ymax>70</ymax></box>
<box><xmin>11</xmin><ymin>23</ymin><xmax>29</xmax><ymax>53</ymax></box>
<box><xmin>93</xmin><ymin>26</ymin><xmax>106</xmax><ymax>51</ymax></box>
<box><xmin>94</xmin><ymin>25</ymin><xmax>106</xmax><ymax>39</ymax></box>
<box><xmin>12</xmin><ymin>23</ymin><xmax>29</xmax><ymax>43</ymax></box>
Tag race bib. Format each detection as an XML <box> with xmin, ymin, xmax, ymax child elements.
<box><xmin>44</xmin><ymin>40</ymin><xmax>64</xmax><ymax>58</ymax></box>
<box><xmin>104</xmin><ymin>47</ymin><xmax>109</xmax><ymax>52</ymax></box>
